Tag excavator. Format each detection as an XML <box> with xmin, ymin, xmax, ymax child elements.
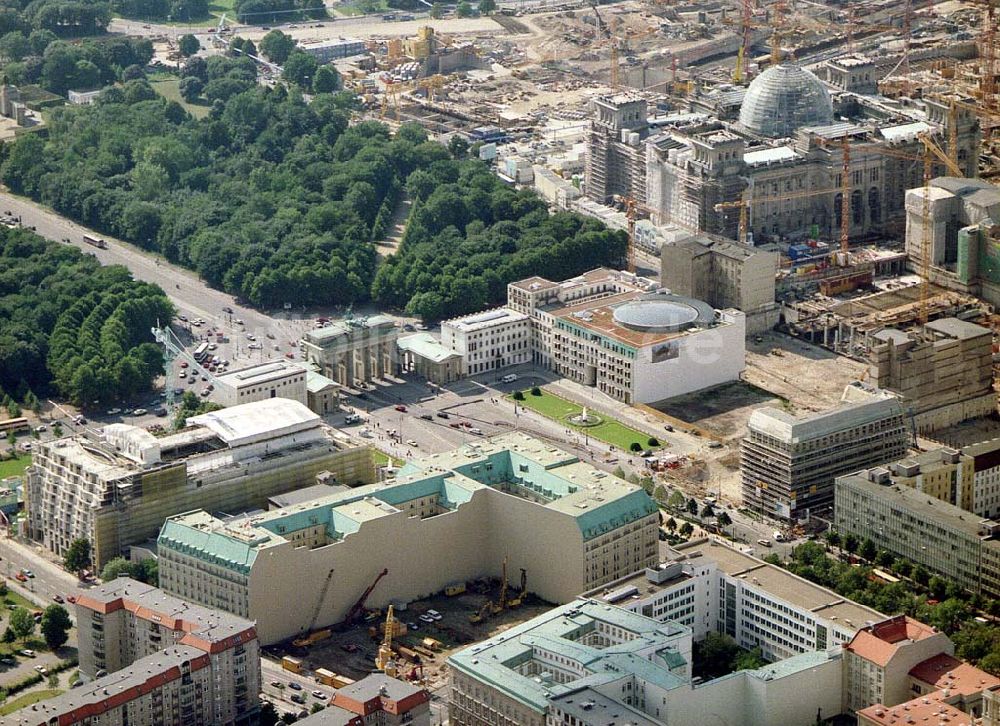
<box><xmin>508</xmin><ymin>568</ymin><xmax>528</xmax><ymax>608</ymax></box>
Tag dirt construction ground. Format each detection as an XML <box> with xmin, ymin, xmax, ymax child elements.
<box><xmin>273</xmin><ymin>582</ymin><xmax>551</xmax><ymax>692</ymax></box>
<box><xmin>657</xmin><ymin>331</ymin><xmax>867</xmax><ymax>504</ymax></box>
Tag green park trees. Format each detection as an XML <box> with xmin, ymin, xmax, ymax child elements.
<box><xmin>40</xmin><ymin>605</ymin><xmax>72</xmax><ymax>650</ymax></box>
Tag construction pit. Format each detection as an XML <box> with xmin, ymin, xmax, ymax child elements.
<box><xmin>268</xmin><ymin>580</ymin><xmax>553</xmax><ymax>693</ymax></box>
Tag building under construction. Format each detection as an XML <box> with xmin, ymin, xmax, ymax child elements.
<box><xmin>589</xmin><ymin>60</ymin><xmax>980</xmax><ymax>246</ymax></box>
<box><xmin>868</xmin><ymin>317</ymin><xmax>996</xmax><ymax>433</ymax></box>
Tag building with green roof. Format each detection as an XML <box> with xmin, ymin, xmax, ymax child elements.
<box><xmin>157</xmin><ymin>433</ymin><xmax>659</xmax><ymax>644</ymax></box>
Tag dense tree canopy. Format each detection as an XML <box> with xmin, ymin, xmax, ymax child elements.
<box><xmin>1</xmin><ymin>34</ymin><xmax>152</xmax><ymax>94</ymax></box>
<box><xmin>2</xmin><ymin>80</ymin><xmax>626</xmax><ymax>318</ymax></box>
<box><xmin>0</xmin><ymin>228</ymin><xmax>173</xmax><ymax>403</ymax></box>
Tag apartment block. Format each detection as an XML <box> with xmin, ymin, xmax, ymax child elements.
<box><xmin>835</xmin><ymin>469</ymin><xmax>1000</xmax><ymax>597</ymax></box>
<box><xmin>448</xmin><ymin>597</ymin><xmax>844</xmax><ymax>726</ymax></box>
<box><xmin>9</xmin><ymin>579</ymin><xmax>260</xmax><ymax>726</ymax></box>
<box><xmin>968</xmin><ymin>439</ymin><xmax>1000</xmax><ymax>519</ymax></box>
<box><xmin>157</xmin><ymin>433</ymin><xmax>659</xmax><ymax>644</ymax></box>
<box><xmin>25</xmin><ymin>398</ymin><xmax>375</xmax><ymax>568</ymax></box>
<box><xmin>586</xmin><ymin>538</ymin><xmax>881</xmax><ymax>662</ymax></box>
<box><xmin>660</xmin><ymin>233</ymin><xmax>780</xmax><ymax>334</ymax></box>
<box><xmin>842</xmin><ymin>616</ymin><xmax>953</xmax><ymax>713</ymax></box>
<box><xmin>440</xmin><ymin>307</ymin><xmax>531</xmax><ymax>376</ymax></box>
<box><xmin>868</xmin><ymin>317</ymin><xmax>995</xmax><ymax>433</ymax></box>
<box><xmin>741</xmin><ymin>393</ymin><xmax>909</xmax><ymax>521</ymax></box>
<box><xmin>301</xmin><ymin>315</ymin><xmax>398</xmax><ymax>387</ymax></box>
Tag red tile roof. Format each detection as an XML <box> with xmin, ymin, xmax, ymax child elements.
<box><xmin>845</xmin><ymin>616</ymin><xmax>940</xmax><ymax>668</ymax></box>
<box><xmin>909</xmin><ymin>653</ymin><xmax>1000</xmax><ymax>697</ymax></box>
<box><xmin>858</xmin><ymin>698</ymin><xmax>972</xmax><ymax>726</ymax></box>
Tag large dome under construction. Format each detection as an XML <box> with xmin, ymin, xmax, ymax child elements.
<box><xmin>739</xmin><ymin>64</ymin><xmax>834</xmax><ymax>138</ymax></box>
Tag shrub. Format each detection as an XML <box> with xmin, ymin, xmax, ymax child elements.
<box><xmin>647</xmin><ymin>437</ymin><xmax>659</xmax><ymax>447</ymax></box>
<box><xmin>629</xmin><ymin>442</ymin><xmax>642</xmax><ymax>452</ymax></box>
<box><xmin>530</xmin><ymin>387</ymin><xmax>541</xmax><ymax>396</ymax></box>
<box><xmin>512</xmin><ymin>391</ymin><xmax>524</xmax><ymax>401</ymax></box>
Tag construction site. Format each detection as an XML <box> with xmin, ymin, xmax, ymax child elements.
<box><xmin>270</xmin><ymin>560</ymin><xmax>549</xmax><ymax>693</ymax></box>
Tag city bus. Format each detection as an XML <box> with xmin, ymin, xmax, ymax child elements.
<box><xmin>0</xmin><ymin>417</ymin><xmax>29</xmax><ymax>435</ymax></box>
<box><xmin>193</xmin><ymin>343</ymin><xmax>209</xmax><ymax>363</ymax></box>
<box><xmin>82</xmin><ymin>234</ymin><xmax>107</xmax><ymax>249</ymax></box>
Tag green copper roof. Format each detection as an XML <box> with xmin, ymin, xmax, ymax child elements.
<box><xmin>158</xmin><ymin>514</ymin><xmax>261</xmax><ymax>574</ymax></box>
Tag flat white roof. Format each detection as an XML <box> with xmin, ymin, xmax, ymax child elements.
<box><xmin>215</xmin><ymin>362</ymin><xmax>304</xmax><ymax>389</ymax></box>
<box><xmin>444</xmin><ymin>307</ymin><xmax>528</xmax><ymax>333</ymax></box>
<box><xmin>187</xmin><ymin>398</ymin><xmax>320</xmax><ymax>447</ymax></box>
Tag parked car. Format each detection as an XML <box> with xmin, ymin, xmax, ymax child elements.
<box><xmin>19</xmin><ymin>649</ymin><xmax>35</xmax><ymax>658</ymax></box>
<box><xmin>394</xmin><ymin>405</ymin><xmax>407</xmax><ymax>412</ymax></box>
<box><xmin>436</xmin><ymin>412</ymin><xmax>449</xmax><ymax>419</ymax></box>
<box><xmin>419</xmin><ymin>414</ymin><xmax>433</xmax><ymax>421</ymax></box>
<box><xmin>52</xmin><ymin>595</ymin><xmax>64</xmax><ymax>603</ymax></box>
<box><xmin>312</xmin><ymin>691</ymin><xmax>327</xmax><ymax>700</ymax></box>
<box><xmin>22</xmin><ymin>569</ymin><xmax>33</xmax><ymax>578</ymax></box>
<box><xmin>288</xmin><ymin>682</ymin><xmax>302</xmax><ymax>691</ymax></box>
<box><xmin>133</xmin><ymin>408</ymin><xmax>147</xmax><ymax>416</ymax></box>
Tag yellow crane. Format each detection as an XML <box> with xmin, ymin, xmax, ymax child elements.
<box><xmin>375</xmin><ymin>605</ymin><xmax>398</xmax><ymax>678</ymax></box>
<box><xmin>508</xmin><ymin>568</ymin><xmax>528</xmax><ymax>608</ymax></box>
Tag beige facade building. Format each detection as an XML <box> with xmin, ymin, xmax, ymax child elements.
<box><xmin>10</xmin><ymin>579</ymin><xmax>260</xmax><ymax>726</ymax></box>
<box><xmin>835</xmin><ymin>469</ymin><xmax>1000</xmax><ymax>597</ymax></box>
<box><xmin>25</xmin><ymin>398</ymin><xmax>375</xmax><ymax>568</ymax></box>
<box><xmin>843</xmin><ymin>616</ymin><xmax>953</xmax><ymax>713</ymax></box>
<box><xmin>157</xmin><ymin>433</ymin><xmax>659</xmax><ymax>644</ymax></box>
<box><xmin>660</xmin><ymin>233</ymin><xmax>779</xmax><ymax>334</ymax></box>
<box><xmin>868</xmin><ymin>317</ymin><xmax>995</xmax><ymax>433</ymax></box>
<box><xmin>302</xmin><ymin>316</ymin><xmax>399</xmax><ymax>387</ymax></box>
<box><xmin>397</xmin><ymin>332</ymin><xmax>463</xmax><ymax>385</ymax></box>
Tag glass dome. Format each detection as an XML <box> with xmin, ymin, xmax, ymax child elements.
<box><xmin>738</xmin><ymin>64</ymin><xmax>833</xmax><ymax>138</ymax></box>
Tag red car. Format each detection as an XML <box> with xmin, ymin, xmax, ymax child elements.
<box><xmin>394</xmin><ymin>405</ymin><xmax>407</xmax><ymax>412</ymax></box>
<box><xmin>14</xmin><ymin>573</ymin><xmax>26</xmax><ymax>582</ymax></box>
<box><xmin>66</xmin><ymin>595</ymin><xmax>77</xmax><ymax>604</ymax></box>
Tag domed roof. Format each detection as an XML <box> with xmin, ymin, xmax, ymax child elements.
<box><xmin>739</xmin><ymin>64</ymin><xmax>833</xmax><ymax>138</ymax></box>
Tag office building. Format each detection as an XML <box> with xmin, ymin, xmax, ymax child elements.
<box><xmin>301</xmin><ymin>316</ymin><xmax>399</xmax><ymax>388</ymax></box>
<box><xmin>213</xmin><ymin>361</ymin><xmax>308</xmax><ymax>408</ymax></box>
<box><xmin>587</xmin><ymin>538</ymin><xmax>883</xmax><ymax>662</ymax></box>
<box><xmin>967</xmin><ymin>439</ymin><xmax>1000</xmax><ymax>519</ymax></box>
<box><xmin>660</xmin><ymin>232</ymin><xmax>779</xmax><ymax>334</ymax></box>
<box><xmin>741</xmin><ymin>393</ymin><xmax>909</xmax><ymax>521</ymax></box>
<box><xmin>448</xmin><ymin>597</ymin><xmax>844</xmax><ymax>726</ymax></box>
<box><xmin>294</xmin><ymin>674</ymin><xmax>431</xmax><ymax>726</ymax></box>
<box><xmin>868</xmin><ymin>317</ymin><xmax>995</xmax><ymax>433</ymax></box>
<box><xmin>9</xmin><ymin>579</ymin><xmax>260</xmax><ymax>726</ymax></box>
<box><xmin>298</xmin><ymin>37</ymin><xmax>365</xmax><ymax>62</ymax></box>
<box><xmin>157</xmin><ymin>433</ymin><xmax>659</xmax><ymax>644</ymax></box>
<box><xmin>835</xmin><ymin>469</ymin><xmax>1000</xmax><ymax>597</ymax></box>
<box><xmin>440</xmin><ymin>307</ymin><xmax>531</xmax><ymax>376</ymax></box>
<box><xmin>25</xmin><ymin>398</ymin><xmax>375</xmax><ymax>568</ymax></box>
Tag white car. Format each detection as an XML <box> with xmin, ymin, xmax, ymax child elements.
<box><xmin>419</xmin><ymin>614</ymin><xmax>435</xmax><ymax>623</ymax></box>
<box><xmin>427</xmin><ymin>609</ymin><xmax>442</xmax><ymax>620</ymax></box>
<box><xmin>133</xmin><ymin>408</ymin><xmax>147</xmax><ymax>416</ymax></box>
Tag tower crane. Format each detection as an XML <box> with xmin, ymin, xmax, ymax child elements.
<box><xmin>871</xmin><ymin>133</ymin><xmax>964</xmax><ymax>325</ymax></box>
<box><xmin>613</xmin><ymin>195</ymin><xmax>661</xmax><ymax>274</ymax></box>
<box><xmin>152</xmin><ymin>324</ymin><xmax>227</xmax><ymax>415</ymax></box>
<box><xmin>375</xmin><ymin>604</ymin><xmax>398</xmax><ymax>678</ymax></box>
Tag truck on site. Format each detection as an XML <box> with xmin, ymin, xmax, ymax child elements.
<box><xmin>282</xmin><ymin>656</ymin><xmax>303</xmax><ymax>673</ymax></box>
<box><xmin>444</xmin><ymin>582</ymin><xmax>466</xmax><ymax>597</ymax></box>
<box><xmin>422</xmin><ymin>637</ymin><xmax>443</xmax><ymax>652</ymax></box>
<box><xmin>82</xmin><ymin>234</ymin><xmax>107</xmax><ymax>249</ymax></box>
<box><xmin>293</xmin><ymin>629</ymin><xmax>331</xmax><ymax>648</ymax></box>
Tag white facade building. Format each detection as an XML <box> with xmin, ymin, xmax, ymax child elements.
<box><xmin>440</xmin><ymin>308</ymin><xmax>531</xmax><ymax>376</ymax></box>
<box><xmin>587</xmin><ymin>539</ymin><xmax>880</xmax><ymax>662</ymax></box>
<box><xmin>213</xmin><ymin>361</ymin><xmax>308</xmax><ymax>408</ymax></box>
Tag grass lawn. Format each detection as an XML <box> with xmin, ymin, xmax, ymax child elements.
<box><xmin>335</xmin><ymin>0</ymin><xmax>387</xmax><ymax>16</ymax></box>
<box><xmin>0</xmin><ymin>689</ymin><xmax>63</xmax><ymax>716</ymax></box>
<box><xmin>0</xmin><ymin>455</ymin><xmax>30</xmax><ymax>479</ymax></box>
<box><xmin>512</xmin><ymin>390</ymin><xmax>659</xmax><ymax>452</ymax></box>
<box><xmin>373</xmin><ymin>449</ymin><xmax>404</xmax><ymax>468</ymax></box>
<box><xmin>149</xmin><ymin>78</ymin><xmax>211</xmax><ymax>120</ymax></box>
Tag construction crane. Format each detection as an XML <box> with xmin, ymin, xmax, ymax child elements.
<box><xmin>337</xmin><ymin>567</ymin><xmax>389</xmax><ymax>631</ymax></box>
<box><xmin>417</xmin><ymin>74</ymin><xmax>447</xmax><ymax>103</ymax></box>
<box><xmin>492</xmin><ymin>555</ymin><xmax>510</xmax><ymax>615</ymax></box>
<box><xmin>375</xmin><ymin>605</ymin><xmax>398</xmax><ymax>677</ymax></box>
<box><xmin>508</xmin><ymin>568</ymin><xmax>528</xmax><ymax>608</ymax></box>
<box><xmin>151</xmin><ymin>325</ymin><xmax>226</xmax><ymax>414</ymax></box>
<box><xmin>713</xmin><ymin>184</ymin><xmax>848</xmax><ymax>248</ymax></box>
<box><xmin>614</xmin><ymin>194</ymin><xmax>661</xmax><ymax>273</ymax></box>
<box><xmin>588</xmin><ymin>0</ymin><xmax>611</xmax><ymax>38</ymax></box>
<box><xmin>873</xmin><ymin>133</ymin><xmax>964</xmax><ymax>324</ymax></box>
